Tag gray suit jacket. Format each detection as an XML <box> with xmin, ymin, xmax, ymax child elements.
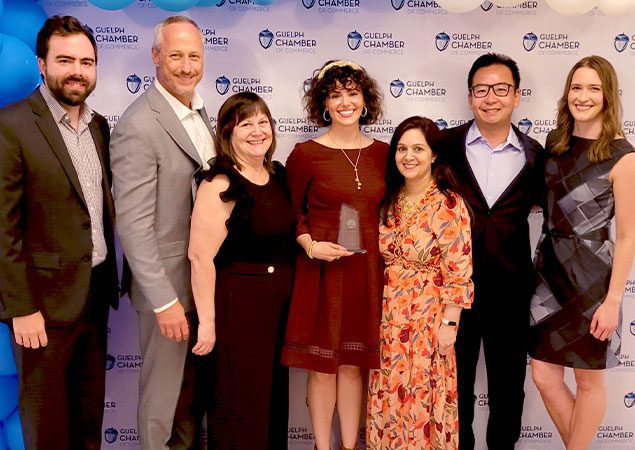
<box><xmin>110</xmin><ymin>84</ymin><xmax>214</xmax><ymax>313</ymax></box>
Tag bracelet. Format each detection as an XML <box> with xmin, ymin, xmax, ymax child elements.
<box><xmin>441</xmin><ymin>317</ymin><xmax>458</xmax><ymax>327</ymax></box>
<box><xmin>307</xmin><ymin>240</ymin><xmax>317</xmax><ymax>259</ymax></box>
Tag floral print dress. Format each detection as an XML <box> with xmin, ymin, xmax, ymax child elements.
<box><xmin>367</xmin><ymin>183</ymin><xmax>474</xmax><ymax>450</ymax></box>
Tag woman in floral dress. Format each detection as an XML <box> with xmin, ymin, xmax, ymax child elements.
<box><xmin>367</xmin><ymin>116</ymin><xmax>474</xmax><ymax>450</ymax></box>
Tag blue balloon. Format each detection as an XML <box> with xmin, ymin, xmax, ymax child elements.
<box><xmin>0</xmin><ymin>0</ymin><xmax>3</xmax><ymax>19</ymax></box>
<box><xmin>88</xmin><ymin>0</ymin><xmax>135</xmax><ymax>10</ymax></box>
<box><xmin>154</xmin><ymin>0</ymin><xmax>200</xmax><ymax>11</ymax></box>
<box><xmin>3</xmin><ymin>408</ymin><xmax>24</xmax><ymax>450</ymax></box>
<box><xmin>0</xmin><ymin>0</ymin><xmax>48</xmax><ymax>52</ymax></box>
<box><xmin>0</xmin><ymin>422</ymin><xmax>7</xmax><ymax>450</ymax></box>
<box><xmin>0</xmin><ymin>34</ymin><xmax>40</xmax><ymax>108</ymax></box>
<box><xmin>0</xmin><ymin>34</ymin><xmax>3</xmax><ymax>56</ymax></box>
<box><xmin>0</xmin><ymin>324</ymin><xmax>16</xmax><ymax>376</ymax></box>
<box><xmin>0</xmin><ymin>376</ymin><xmax>18</xmax><ymax>422</ymax></box>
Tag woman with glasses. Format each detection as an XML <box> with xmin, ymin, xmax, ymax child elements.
<box><xmin>529</xmin><ymin>56</ymin><xmax>635</xmax><ymax>450</ymax></box>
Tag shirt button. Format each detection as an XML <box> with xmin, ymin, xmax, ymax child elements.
<box><xmin>267</xmin><ymin>266</ymin><xmax>275</xmax><ymax>274</ymax></box>
<box><xmin>82</xmin><ymin>255</ymin><xmax>91</xmax><ymax>262</ymax></box>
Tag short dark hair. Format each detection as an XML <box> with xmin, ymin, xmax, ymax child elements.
<box><xmin>380</xmin><ymin>116</ymin><xmax>459</xmax><ymax>225</ymax></box>
<box><xmin>215</xmin><ymin>92</ymin><xmax>277</xmax><ymax>173</ymax></box>
<box><xmin>467</xmin><ymin>52</ymin><xmax>520</xmax><ymax>89</ymax></box>
<box><xmin>304</xmin><ymin>60</ymin><xmax>383</xmax><ymax>127</ymax></box>
<box><xmin>36</xmin><ymin>15</ymin><xmax>97</xmax><ymax>62</ymax></box>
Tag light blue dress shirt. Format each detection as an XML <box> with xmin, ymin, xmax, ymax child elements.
<box><xmin>465</xmin><ymin>122</ymin><xmax>526</xmax><ymax>208</ymax></box>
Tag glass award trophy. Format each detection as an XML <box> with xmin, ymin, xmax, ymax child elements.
<box><xmin>338</xmin><ymin>203</ymin><xmax>367</xmax><ymax>254</ymax></box>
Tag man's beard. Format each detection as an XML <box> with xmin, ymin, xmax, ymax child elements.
<box><xmin>45</xmin><ymin>73</ymin><xmax>96</xmax><ymax>107</ymax></box>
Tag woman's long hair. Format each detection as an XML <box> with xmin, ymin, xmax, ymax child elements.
<box><xmin>380</xmin><ymin>116</ymin><xmax>458</xmax><ymax>225</ymax></box>
<box><xmin>550</xmin><ymin>55</ymin><xmax>623</xmax><ymax>162</ymax></box>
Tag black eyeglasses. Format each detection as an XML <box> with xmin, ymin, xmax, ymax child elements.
<box><xmin>470</xmin><ymin>83</ymin><xmax>516</xmax><ymax>98</ymax></box>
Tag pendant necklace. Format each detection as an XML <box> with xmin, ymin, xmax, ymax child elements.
<box><xmin>328</xmin><ymin>132</ymin><xmax>362</xmax><ymax>190</ymax></box>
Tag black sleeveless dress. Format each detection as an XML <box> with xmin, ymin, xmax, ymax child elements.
<box><xmin>529</xmin><ymin>134</ymin><xmax>634</xmax><ymax>369</ymax></box>
<box><xmin>206</xmin><ymin>161</ymin><xmax>296</xmax><ymax>449</ymax></box>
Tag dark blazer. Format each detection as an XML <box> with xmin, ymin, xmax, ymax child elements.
<box><xmin>0</xmin><ymin>90</ymin><xmax>118</xmax><ymax>326</ymax></box>
<box><xmin>441</xmin><ymin>120</ymin><xmax>545</xmax><ymax>322</ymax></box>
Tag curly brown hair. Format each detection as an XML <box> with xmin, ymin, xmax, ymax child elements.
<box><xmin>304</xmin><ymin>60</ymin><xmax>383</xmax><ymax>127</ymax></box>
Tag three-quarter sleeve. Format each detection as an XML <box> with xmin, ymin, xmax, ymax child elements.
<box><xmin>285</xmin><ymin>143</ymin><xmax>312</xmax><ymax>237</ymax></box>
<box><xmin>432</xmin><ymin>193</ymin><xmax>474</xmax><ymax>308</ymax></box>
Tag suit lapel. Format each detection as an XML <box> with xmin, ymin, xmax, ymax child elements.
<box><xmin>146</xmin><ymin>84</ymin><xmax>203</xmax><ymax>168</ymax></box>
<box><xmin>30</xmin><ymin>91</ymin><xmax>87</xmax><ymax>207</ymax></box>
<box><xmin>455</xmin><ymin>122</ymin><xmax>489</xmax><ymax>210</ymax></box>
<box><xmin>490</xmin><ymin>125</ymin><xmax>536</xmax><ymax>209</ymax></box>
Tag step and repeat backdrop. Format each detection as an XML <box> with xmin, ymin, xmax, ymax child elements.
<box><xmin>3</xmin><ymin>0</ymin><xmax>635</xmax><ymax>449</ymax></box>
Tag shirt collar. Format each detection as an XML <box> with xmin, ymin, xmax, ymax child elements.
<box><xmin>466</xmin><ymin>121</ymin><xmax>522</xmax><ymax>151</ymax></box>
<box><xmin>154</xmin><ymin>80</ymin><xmax>204</xmax><ymax>120</ymax></box>
<box><xmin>39</xmin><ymin>83</ymin><xmax>94</xmax><ymax>126</ymax></box>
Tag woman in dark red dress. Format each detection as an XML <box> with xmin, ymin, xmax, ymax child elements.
<box><xmin>281</xmin><ymin>60</ymin><xmax>388</xmax><ymax>450</ymax></box>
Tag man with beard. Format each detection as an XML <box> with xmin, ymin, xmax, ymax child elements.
<box><xmin>0</xmin><ymin>16</ymin><xmax>118</xmax><ymax>450</ymax></box>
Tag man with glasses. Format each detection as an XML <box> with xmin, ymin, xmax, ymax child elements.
<box><xmin>440</xmin><ymin>53</ymin><xmax>545</xmax><ymax>450</ymax></box>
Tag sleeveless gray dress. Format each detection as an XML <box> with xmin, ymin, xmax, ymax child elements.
<box><xmin>529</xmin><ymin>134</ymin><xmax>634</xmax><ymax>369</ymax></box>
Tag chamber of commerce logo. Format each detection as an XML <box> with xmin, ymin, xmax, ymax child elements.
<box><xmin>389</xmin><ymin>78</ymin><xmax>446</xmax><ymax>102</ymax></box>
<box><xmin>435</xmin><ymin>118</ymin><xmax>448</xmax><ymax>130</ymax></box>
<box><xmin>215</xmin><ymin>75</ymin><xmax>273</xmax><ymax>97</ymax></box>
<box><xmin>517</xmin><ymin>118</ymin><xmax>555</xmax><ymax>137</ymax></box>
<box><xmin>523</xmin><ymin>32</ymin><xmax>538</xmax><ymax>51</ymax></box>
<box><xmin>434</xmin><ymin>31</ymin><xmax>491</xmax><ymax>54</ymax></box>
<box><xmin>42</xmin><ymin>1</ymin><xmax>89</xmax><ymax>7</ymax></box>
<box><xmin>390</xmin><ymin>79</ymin><xmax>405</xmax><ymax>98</ymax></box>
<box><xmin>347</xmin><ymin>31</ymin><xmax>362</xmax><ymax>50</ymax></box>
<box><xmin>259</xmin><ymin>29</ymin><xmax>274</xmax><ymax>49</ymax></box>
<box><xmin>347</xmin><ymin>30</ymin><xmax>405</xmax><ymax>54</ymax></box>
<box><xmin>362</xmin><ymin>118</ymin><xmax>395</xmax><ymax>139</ymax></box>
<box><xmin>519</xmin><ymin>425</ymin><xmax>553</xmax><ymax>441</ymax></box>
<box><xmin>200</xmin><ymin>28</ymin><xmax>230</xmax><ymax>51</ymax></box>
<box><xmin>216</xmin><ymin>0</ymin><xmax>271</xmax><ymax>12</ymax></box>
<box><xmin>215</xmin><ymin>76</ymin><xmax>231</xmax><ymax>95</ymax></box>
<box><xmin>104</xmin><ymin>428</ymin><xmax>118</xmax><ymax>444</ymax></box>
<box><xmin>88</xmin><ymin>24</ymin><xmax>140</xmax><ymax>50</ymax></box>
<box><xmin>259</xmin><ymin>28</ymin><xmax>317</xmax><ymax>53</ymax></box>
<box><xmin>391</xmin><ymin>0</ymin><xmax>447</xmax><ymax>14</ymax></box>
<box><xmin>303</xmin><ymin>78</ymin><xmax>312</xmax><ymax>93</ymax></box>
<box><xmin>435</xmin><ymin>32</ymin><xmax>450</xmax><ymax>51</ymax></box>
<box><xmin>301</xmin><ymin>0</ymin><xmax>360</xmax><ymax>12</ymax></box>
<box><xmin>481</xmin><ymin>1</ymin><xmax>493</xmax><ymax>11</ymax></box>
<box><xmin>124</xmin><ymin>73</ymin><xmax>154</xmax><ymax>94</ymax></box>
<box><xmin>126</xmin><ymin>74</ymin><xmax>142</xmax><ymax>94</ymax></box>
<box><xmin>106</xmin><ymin>353</ymin><xmax>116</xmax><ymax>371</ymax></box>
<box><xmin>630</xmin><ymin>319</ymin><xmax>635</xmax><ymax>336</ymax></box>
<box><xmin>275</xmin><ymin>116</ymin><xmax>318</xmax><ymax>136</ymax></box>
<box><xmin>625</xmin><ymin>392</ymin><xmax>635</xmax><ymax>408</ymax></box>
<box><xmin>481</xmin><ymin>1</ymin><xmax>538</xmax><ymax>15</ymax></box>
<box><xmin>615</xmin><ymin>33</ymin><xmax>630</xmax><ymax>52</ymax></box>
<box><xmin>518</xmin><ymin>118</ymin><xmax>532</xmax><ymax>134</ymax></box>
<box><xmin>522</xmin><ymin>32</ymin><xmax>580</xmax><ymax>55</ymax></box>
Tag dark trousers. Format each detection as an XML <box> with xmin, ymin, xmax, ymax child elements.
<box><xmin>456</xmin><ymin>308</ymin><xmax>528</xmax><ymax>450</ymax></box>
<box><xmin>11</xmin><ymin>265</ymin><xmax>110</xmax><ymax>450</ymax></box>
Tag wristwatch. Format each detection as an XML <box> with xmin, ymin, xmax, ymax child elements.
<box><xmin>441</xmin><ymin>317</ymin><xmax>458</xmax><ymax>327</ymax></box>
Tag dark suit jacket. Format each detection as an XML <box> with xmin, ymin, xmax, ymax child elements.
<box><xmin>0</xmin><ymin>90</ymin><xmax>118</xmax><ymax>326</ymax></box>
<box><xmin>441</xmin><ymin>120</ymin><xmax>545</xmax><ymax>324</ymax></box>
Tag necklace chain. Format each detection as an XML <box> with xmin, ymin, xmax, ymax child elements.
<box><xmin>328</xmin><ymin>133</ymin><xmax>362</xmax><ymax>190</ymax></box>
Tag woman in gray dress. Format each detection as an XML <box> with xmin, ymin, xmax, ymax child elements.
<box><xmin>529</xmin><ymin>56</ymin><xmax>635</xmax><ymax>450</ymax></box>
